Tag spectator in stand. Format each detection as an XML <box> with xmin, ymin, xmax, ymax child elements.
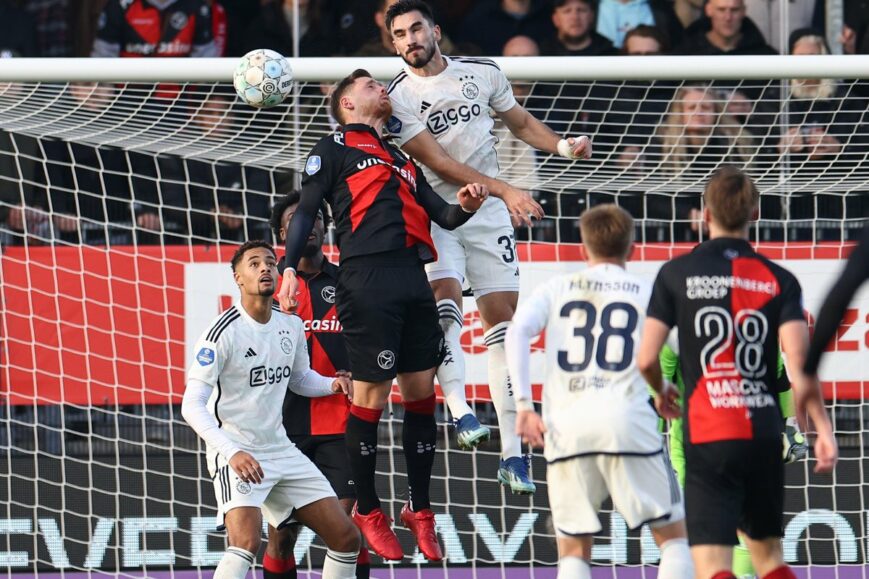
<box><xmin>185</xmin><ymin>92</ymin><xmax>277</xmax><ymax>243</ymax></box>
<box><xmin>241</xmin><ymin>0</ymin><xmax>330</xmax><ymax>56</ymax></box>
<box><xmin>604</xmin><ymin>26</ymin><xmax>676</xmax><ymax>152</ymax></box>
<box><xmin>596</xmin><ymin>0</ymin><xmax>683</xmax><ymax>49</ymax></box>
<box><xmin>618</xmin><ymin>84</ymin><xmax>757</xmax><ymax>239</ymax></box>
<box><xmin>673</xmin><ymin>0</ymin><xmax>703</xmax><ymax>29</ymax></box>
<box><xmin>0</xmin><ymin>1</ymin><xmax>38</xmax><ymax>56</ymax></box>
<box><xmin>242</xmin><ymin>0</ymin><xmax>378</xmax><ymax>57</ymax></box>
<box><xmin>745</xmin><ymin>0</ymin><xmax>815</xmax><ymax>53</ymax></box>
<box><xmin>355</xmin><ymin>0</ymin><xmax>456</xmax><ymax>56</ymax></box>
<box><xmin>207</xmin><ymin>0</ymin><xmax>228</xmax><ymax>56</ymax></box>
<box><xmin>777</xmin><ymin>29</ymin><xmax>869</xmax><ymax>230</ymax></box>
<box><xmin>541</xmin><ymin>0</ymin><xmax>617</xmax><ymax>56</ymax></box>
<box><xmin>622</xmin><ymin>23</ymin><xmax>670</xmax><ymax>54</ymax></box>
<box><xmin>777</xmin><ymin>29</ymin><xmax>867</xmax><ymax>166</ymax></box>
<box><xmin>91</xmin><ymin>0</ymin><xmax>218</xmax><ymax>58</ymax></box>
<box><xmin>22</xmin><ymin>0</ymin><xmax>72</xmax><ymax>56</ymax></box>
<box><xmin>494</xmin><ymin>36</ymin><xmax>542</xmax><ymax>193</ymax></box>
<box><xmin>675</xmin><ymin>0</ymin><xmax>776</xmax><ymax>55</ymax></box>
<box><xmin>127</xmin><ymin>152</ymin><xmax>195</xmax><ymax>245</ymax></box>
<box><xmin>456</xmin><ymin>0</ymin><xmax>555</xmax><ymax>56</ymax></box>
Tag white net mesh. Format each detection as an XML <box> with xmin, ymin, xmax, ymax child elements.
<box><xmin>0</xmin><ymin>58</ymin><xmax>867</xmax><ymax>577</ymax></box>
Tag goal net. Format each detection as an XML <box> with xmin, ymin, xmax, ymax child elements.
<box><xmin>0</xmin><ymin>56</ymin><xmax>866</xmax><ymax>578</ymax></box>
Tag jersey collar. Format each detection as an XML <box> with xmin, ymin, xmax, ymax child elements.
<box><xmin>693</xmin><ymin>237</ymin><xmax>754</xmax><ymax>256</ymax></box>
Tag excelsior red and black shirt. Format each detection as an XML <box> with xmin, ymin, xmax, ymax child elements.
<box><xmin>278</xmin><ymin>259</ymin><xmax>350</xmax><ymax>437</ymax></box>
<box><xmin>91</xmin><ymin>0</ymin><xmax>218</xmax><ymax>58</ymax></box>
<box><xmin>648</xmin><ymin>237</ymin><xmax>805</xmax><ymax>446</ymax></box>
<box><xmin>283</xmin><ymin>123</ymin><xmax>474</xmax><ymax>271</ymax></box>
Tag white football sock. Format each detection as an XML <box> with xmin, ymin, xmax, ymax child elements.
<box><xmin>658</xmin><ymin>538</ymin><xmax>694</xmax><ymax>579</ymax></box>
<box><xmin>436</xmin><ymin>299</ymin><xmax>474</xmax><ymax>420</ymax></box>
<box><xmin>323</xmin><ymin>549</ymin><xmax>358</xmax><ymax>579</ymax></box>
<box><xmin>558</xmin><ymin>556</ymin><xmax>592</xmax><ymax>579</ymax></box>
<box><xmin>214</xmin><ymin>546</ymin><xmax>254</xmax><ymax>579</ymax></box>
<box><xmin>484</xmin><ymin>321</ymin><xmax>521</xmax><ymax>459</ymax></box>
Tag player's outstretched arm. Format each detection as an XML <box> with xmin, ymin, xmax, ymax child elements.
<box><xmin>779</xmin><ymin>320</ymin><xmax>838</xmax><ymax>473</ymax></box>
<box><xmin>497</xmin><ymin>103</ymin><xmax>592</xmax><ymax>160</ymax></box>
<box><xmin>805</xmin><ymin>224</ymin><xmax>869</xmax><ymax>375</ymax></box>
<box><xmin>401</xmin><ymin>130</ymin><xmax>543</xmax><ymax>227</ymax></box>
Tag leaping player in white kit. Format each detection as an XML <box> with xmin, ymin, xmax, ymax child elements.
<box><xmin>506</xmin><ymin>206</ymin><xmax>694</xmax><ymax>579</ymax></box>
<box><xmin>182</xmin><ymin>241</ymin><xmax>361</xmax><ymax>579</ymax></box>
<box><xmin>385</xmin><ymin>0</ymin><xmax>592</xmax><ymax>494</ymax></box>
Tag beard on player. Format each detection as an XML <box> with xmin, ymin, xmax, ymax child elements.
<box><xmin>401</xmin><ymin>38</ymin><xmax>437</xmax><ymax>69</ymax></box>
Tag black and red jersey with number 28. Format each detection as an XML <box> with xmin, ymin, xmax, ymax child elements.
<box><xmin>648</xmin><ymin>238</ymin><xmax>806</xmax><ymax>446</ymax></box>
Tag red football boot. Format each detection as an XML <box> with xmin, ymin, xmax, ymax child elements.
<box><xmin>400</xmin><ymin>503</ymin><xmax>443</xmax><ymax>561</ymax></box>
<box><xmin>351</xmin><ymin>504</ymin><xmax>403</xmax><ymax>561</ymax></box>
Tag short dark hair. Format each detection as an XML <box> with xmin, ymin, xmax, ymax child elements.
<box><xmin>579</xmin><ymin>204</ymin><xmax>634</xmax><ymax>259</ymax></box>
<box><xmin>230</xmin><ymin>240</ymin><xmax>275</xmax><ymax>272</ymax></box>
<box><xmin>329</xmin><ymin>68</ymin><xmax>372</xmax><ymax>126</ymax></box>
<box><xmin>704</xmin><ymin>165</ymin><xmax>759</xmax><ymax>231</ymax></box>
<box><xmin>269</xmin><ymin>191</ymin><xmax>331</xmax><ymax>243</ymax></box>
<box><xmin>622</xmin><ymin>25</ymin><xmax>670</xmax><ymax>54</ymax></box>
<box><xmin>554</xmin><ymin>0</ymin><xmax>595</xmax><ymax>9</ymax></box>
<box><xmin>385</xmin><ymin>0</ymin><xmax>435</xmax><ymax>33</ymax></box>
<box><xmin>269</xmin><ymin>191</ymin><xmax>301</xmax><ymax>242</ymax></box>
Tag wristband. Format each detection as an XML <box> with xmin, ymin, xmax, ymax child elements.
<box><xmin>516</xmin><ymin>399</ymin><xmax>534</xmax><ymax>412</ymax></box>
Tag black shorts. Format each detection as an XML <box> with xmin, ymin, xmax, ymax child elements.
<box><xmin>290</xmin><ymin>434</ymin><xmax>355</xmax><ymax>500</ymax></box>
<box><xmin>336</xmin><ymin>251</ymin><xmax>444</xmax><ymax>382</ymax></box>
<box><xmin>684</xmin><ymin>439</ymin><xmax>783</xmax><ymax>546</ymax></box>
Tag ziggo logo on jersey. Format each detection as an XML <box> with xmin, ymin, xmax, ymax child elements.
<box><xmin>249</xmin><ymin>365</ymin><xmax>292</xmax><ymax>387</ymax></box>
<box><xmin>427</xmin><ymin>104</ymin><xmax>482</xmax><ymax>135</ymax></box>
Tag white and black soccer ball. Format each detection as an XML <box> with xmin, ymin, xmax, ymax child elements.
<box><xmin>233</xmin><ymin>49</ymin><xmax>294</xmax><ymax>109</ymax></box>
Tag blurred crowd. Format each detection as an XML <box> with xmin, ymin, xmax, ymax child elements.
<box><xmin>0</xmin><ymin>0</ymin><xmax>867</xmax><ymax>247</ymax></box>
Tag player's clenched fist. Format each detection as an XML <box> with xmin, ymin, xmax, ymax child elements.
<box><xmin>229</xmin><ymin>451</ymin><xmax>264</xmax><ymax>484</ymax></box>
<box><xmin>456</xmin><ymin>183</ymin><xmax>488</xmax><ymax>213</ymax></box>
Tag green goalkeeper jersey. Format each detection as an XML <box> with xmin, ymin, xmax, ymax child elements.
<box><xmin>660</xmin><ymin>345</ymin><xmax>794</xmax><ymax>487</ymax></box>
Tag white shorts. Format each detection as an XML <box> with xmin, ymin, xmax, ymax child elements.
<box><xmin>426</xmin><ymin>197</ymin><xmax>520</xmax><ymax>298</ymax></box>
<box><xmin>547</xmin><ymin>451</ymin><xmax>684</xmax><ymax>536</ymax></box>
<box><xmin>210</xmin><ymin>452</ymin><xmax>336</xmax><ymax>531</ymax></box>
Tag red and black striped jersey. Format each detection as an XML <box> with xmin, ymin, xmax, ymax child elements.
<box><xmin>648</xmin><ymin>237</ymin><xmax>805</xmax><ymax>446</ymax></box>
<box><xmin>280</xmin><ymin>260</ymin><xmax>351</xmax><ymax>437</ymax></box>
<box><xmin>92</xmin><ymin>0</ymin><xmax>217</xmax><ymax>58</ymax></box>
<box><xmin>283</xmin><ymin>124</ymin><xmax>474</xmax><ymax>272</ymax></box>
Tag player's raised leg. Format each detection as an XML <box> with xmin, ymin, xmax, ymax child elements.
<box><xmin>478</xmin><ymin>289</ymin><xmax>535</xmax><ymax>495</ymax></box>
<box><xmin>431</xmin><ymin>275</ymin><xmax>490</xmax><ymax>450</ymax></box>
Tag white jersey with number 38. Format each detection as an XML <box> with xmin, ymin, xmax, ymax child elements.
<box><xmin>514</xmin><ymin>264</ymin><xmax>662</xmax><ymax>461</ymax></box>
<box><xmin>387</xmin><ymin>56</ymin><xmax>518</xmax><ymax>202</ymax></box>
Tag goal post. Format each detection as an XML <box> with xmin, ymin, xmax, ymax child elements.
<box><xmin>0</xmin><ymin>56</ymin><xmax>866</xmax><ymax>578</ymax></box>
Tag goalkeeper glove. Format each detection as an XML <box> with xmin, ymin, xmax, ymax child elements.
<box><xmin>782</xmin><ymin>416</ymin><xmax>808</xmax><ymax>463</ymax></box>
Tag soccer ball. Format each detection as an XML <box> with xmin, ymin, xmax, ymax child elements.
<box><xmin>233</xmin><ymin>49</ymin><xmax>294</xmax><ymax>109</ymax></box>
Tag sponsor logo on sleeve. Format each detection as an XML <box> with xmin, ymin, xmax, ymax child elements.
<box><xmin>196</xmin><ymin>347</ymin><xmax>215</xmax><ymax>366</ymax></box>
<box><xmin>386</xmin><ymin>115</ymin><xmax>402</xmax><ymax>134</ymax></box>
<box><xmin>305</xmin><ymin>156</ymin><xmax>321</xmax><ymax>175</ymax></box>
